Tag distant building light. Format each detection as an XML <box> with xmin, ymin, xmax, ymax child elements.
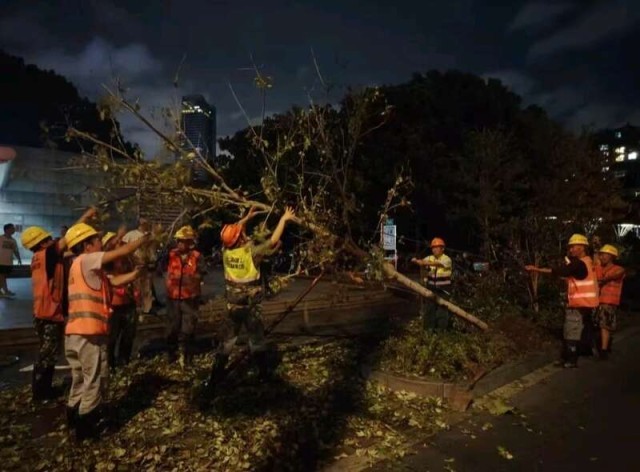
<box><xmin>615</xmin><ymin>154</ymin><xmax>625</xmax><ymax>162</ymax></box>
<box><xmin>615</xmin><ymin>146</ymin><xmax>626</xmax><ymax>154</ymax></box>
<box><xmin>601</xmin><ymin>166</ymin><xmax>610</xmax><ymax>172</ymax></box>
<box><xmin>600</xmin><ymin>144</ymin><xmax>609</xmax><ymax>151</ymax></box>
<box><xmin>545</xmin><ymin>216</ymin><xmax>558</xmax><ymax>220</ymax></box>
<box><xmin>614</xmin><ymin>170</ymin><xmax>627</xmax><ymax>178</ymax></box>
<box><xmin>629</xmin><ymin>151</ymin><xmax>638</xmax><ymax>160</ymax></box>
<box><xmin>615</xmin><ymin>131</ymin><xmax>622</xmax><ymax>139</ymax></box>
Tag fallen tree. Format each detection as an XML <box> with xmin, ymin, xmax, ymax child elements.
<box><xmin>66</xmin><ymin>66</ymin><xmax>489</xmax><ymax>331</ymax></box>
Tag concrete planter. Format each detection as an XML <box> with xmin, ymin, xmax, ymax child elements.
<box><xmin>361</xmin><ymin>364</ymin><xmax>480</xmax><ymax>412</ymax></box>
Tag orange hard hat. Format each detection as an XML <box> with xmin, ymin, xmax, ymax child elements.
<box><xmin>221</xmin><ymin>223</ymin><xmax>242</xmax><ymax>248</ymax></box>
<box><xmin>430</xmin><ymin>237</ymin><xmax>445</xmax><ymax>248</ymax></box>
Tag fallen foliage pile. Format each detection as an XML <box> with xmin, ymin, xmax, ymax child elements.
<box><xmin>377</xmin><ymin>319</ymin><xmax>517</xmax><ymax>382</ymax></box>
<box><xmin>0</xmin><ymin>340</ymin><xmax>448</xmax><ymax>471</ymax></box>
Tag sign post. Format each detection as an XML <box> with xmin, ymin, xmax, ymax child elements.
<box><xmin>381</xmin><ymin>221</ymin><xmax>398</xmax><ymax>269</ymax></box>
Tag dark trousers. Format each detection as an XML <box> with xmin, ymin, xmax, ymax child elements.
<box><xmin>108</xmin><ymin>304</ymin><xmax>137</xmax><ymax>368</ymax></box>
<box><xmin>33</xmin><ymin>318</ymin><xmax>63</xmax><ymax>399</ymax></box>
<box><xmin>419</xmin><ymin>285</ymin><xmax>452</xmax><ymax>332</ymax></box>
<box><xmin>166</xmin><ymin>298</ymin><xmax>198</xmax><ymax>358</ymax></box>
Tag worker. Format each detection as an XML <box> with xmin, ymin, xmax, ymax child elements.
<box><xmin>20</xmin><ymin>208</ymin><xmax>96</xmax><ymax>401</ymax></box>
<box><xmin>525</xmin><ymin>233</ymin><xmax>599</xmax><ymax>368</ymax></box>
<box><xmin>123</xmin><ymin>218</ymin><xmax>156</xmax><ymax>314</ymax></box>
<box><xmin>207</xmin><ymin>206</ymin><xmax>297</xmax><ymax>391</ymax></box>
<box><xmin>595</xmin><ymin>244</ymin><xmax>625</xmax><ymax>359</ymax></box>
<box><xmin>64</xmin><ymin>222</ymin><xmax>147</xmax><ymax>440</ymax></box>
<box><xmin>411</xmin><ymin>237</ymin><xmax>453</xmax><ymax>331</ymax></box>
<box><xmin>102</xmin><ymin>230</ymin><xmax>138</xmax><ymax>369</ymax></box>
<box><xmin>164</xmin><ymin>225</ymin><xmax>204</xmax><ymax>369</ymax></box>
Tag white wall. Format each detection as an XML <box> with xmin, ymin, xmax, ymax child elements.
<box><xmin>0</xmin><ymin>146</ymin><xmax>96</xmax><ymax>263</ymax></box>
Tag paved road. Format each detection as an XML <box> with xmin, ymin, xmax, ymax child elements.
<box><xmin>369</xmin><ymin>325</ymin><xmax>640</xmax><ymax>471</ymax></box>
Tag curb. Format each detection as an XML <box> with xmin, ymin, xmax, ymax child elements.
<box><xmin>362</xmin><ymin>318</ymin><xmax>640</xmax><ymax>413</ymax></box>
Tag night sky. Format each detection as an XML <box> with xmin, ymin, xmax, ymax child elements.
<box><xmin>1</xmin><ymin>0</ymin><xmax>638</xmax><ymax>154</ymax></box>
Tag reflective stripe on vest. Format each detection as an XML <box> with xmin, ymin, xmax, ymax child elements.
<box><xmin>567</xmin><ymin>256</ymin><xmax>599</xmax><ymax>308</ymax></box>
<box><xmin>65</xmin><ymin>254</ymin><xmax>111</xmax><ymax>336</ymax></box>
<box><xmin>424</xmin><ymin>254</ymin><xmax>452</xmax><ymax>287</ymax></box>
<box><xmin>596</xmin><ymin>264</ymin><xmax>624</xmax><ymax>306</ymax></box>
<box><xmin>165</xmin><ymin>249</ymin><xmax>202</xmax><ymax>300</ymax></box>
<box><xmin>31</xmin><ymin>248</ymin><xmax>64</xmax><ymax>322</ymax></box>
<box><xmin>223</xmin><ymin>246</ymin><xmax>260</xmax><ymax>284</ymax></box>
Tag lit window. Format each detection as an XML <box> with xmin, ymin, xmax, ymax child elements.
<box><xmin>615</xmin><ymin>131</ymin><xmax>622</xmax><ymax>139</ymax></box>
<box><xmin>600</xmin><ymin>144</ymin><xmax>609</xmax><ymax>151</ymax></box>
<box><xmin>629</xmin><ymin>151</ymin><xmax>638</xmax><ymax>160</ymax></box>
<box><xmin>615</xmin><ymin>146</ymin><xmax>626</xmax><ymax>154</ymax></box>
<box><xmin>601</xmin><ymin>166</ymin><xmax>610</xmax><ymax>172</ymax></box>
<box><xmin>615</xmin><ymin>154</ymin><xmax>625</xmax><ymax>162</ymax></box>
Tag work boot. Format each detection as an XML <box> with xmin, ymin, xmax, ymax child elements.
<box><xmin>207</xmin><ymin>354</ymin><xmax>228</xmax><ymax>389</ymax></box>
<box><xmin>178</xmin><ymin>345</ymin><xmax>192</xmax><ymax>370</ymax></box>
<box><xmin>32</xmin><ymin>366</ymin><xmax>55</xmax><ymax>402</ymax></box>
<box><xmin>563</xmin><ymin>342</ymin><xmax>578</xmax><ymax>368</ymax></box>
<box><xmin>554</xmin><ymin>342</ymin><xmax>568</xmax><ymax>367</ymax></box>
<box><xmin>75</xmin><ymin>410</ymin><xmax>98</xmax><ymax>442</ymax></box>
<box><xmin>66</xmin><ymin>404</ymin><xmax>79</xmax><ymax>430</ymax></box>
<box><xmin>255</xmin><ymin>349</ymin><xmax>280</xmax><ymax>382</ymax></box>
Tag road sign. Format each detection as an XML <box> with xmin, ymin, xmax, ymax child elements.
<box><xmin>382</xmin><ymin>224</ymin><xmax>397</xmax><ymax>250</ymax></box>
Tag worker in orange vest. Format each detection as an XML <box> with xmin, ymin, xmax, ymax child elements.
<box><xmin>594</xmin><ymin>244</ymin><xmax>625</xmax><ymax>360</ymax></box>
<box><xmin>20</xmin><ymin>208</ymin><xmax>96</xmax><ymax>402</ymax></box>
<box><xmin>525</xmin><ymin>233</ymin><xmax>599</xmax><ymax>368</ymax></box>
<box><xmin>102</xmin><ymin>229</ymin><xmax>138</xmax><ymax>369</ymax></box>
<box><xmin>164</xmin><ymin>225</ymin><xmax>204</xmax><ymax>369</ymax></box>
<box><xmin>64</xmin><ymin>222</ymin><xmax>148</xmax><ymax>441</ymax></box>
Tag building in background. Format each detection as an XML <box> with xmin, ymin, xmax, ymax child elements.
<box><xmin>0</xmin><ymin>145</ymin><xmax>96</xmax><ymax>263</ymax></box>
<box><xmin>597</xmin><ymin>124</ymin><xmax>640</xmax><ymax>239</ymax></box>
<box><xmin>180</xmin><ymin>95</ymin><xmax>217</xmax><ymax>184</ymax></box>
<box><xmin>597</xmin><ymin>124</ymin><xmax>640</xmax><ymax>198</ymax></box>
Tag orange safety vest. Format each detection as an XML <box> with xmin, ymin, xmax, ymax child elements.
<box><xmin>567</xmin><ymin>256</ymin><xmax>599</xmax><ymax>308</ymax></box>
<box><xmin>595</xmin><ymin>264</ymin><xmax>624</xmax><ymax>306</ymax></box>
<box><xmin>108</xmin><ymin>257</ymin><xmax>134</xmax><ymax>307</ymax></box>
<box><xmin>31</xmin><ymin>248</ymin><xmax>64</xmax><ymax>322</ymax></box>
<box><xmin>65</xmin><ymin>254</ymin><xmax>111</xmax><ymax>336</ymax></box>
<box><xmin>166</xmin><ymin>249</ymin><xmax>202</xmax><ymax>300</ymax></box>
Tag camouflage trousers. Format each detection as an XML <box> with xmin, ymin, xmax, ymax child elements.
<box><xmin>34</xmin><ymin>318</ymin><xmax>64</xmax><ymax>370</ymax></box>
<box><xmin>218</xmin><ymin>301</ymin><xmax>268</xmax><ymax>356</ymax></box>
<box><xmin>596</xmin><ymin>304</ymin><xmax>617</xmax><ymax>331</ymax></box>
<box><xmin>166</xmin><ymin>298</ymin><xmax>199</xmax><ymax>360</ymax></box>
<box><xmin>32</xmin><ymin>318</ymin><xmax>63</xmax><ymax>399</ymax></box>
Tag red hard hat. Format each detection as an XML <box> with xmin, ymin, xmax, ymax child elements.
<box><xmin>430</xmin><ymin>237</ymin><xmax>445</xmax><ymax>248</ymax></box>
<box><xmin>221</xmin><ymin>224</ymin><xmax>242</xmax><ymax>248</ymax></box>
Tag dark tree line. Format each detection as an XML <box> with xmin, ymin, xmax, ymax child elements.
<box><xmin>219</xmin><ymin>70</ymin><xmax>626</xmax><ymax>264</ymax></box>
<box><xmin>0</xmin><ymin>50</ymin><xmax>132</xmax><ymax>153</ymax></box>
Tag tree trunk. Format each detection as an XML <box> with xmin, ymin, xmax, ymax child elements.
<box><xmin>303</xmin><ymin>225</ymin><xmax>491</xmax><ymax>332</ymax></box>
<box><xmin>381</xmin><ymin>262</ymin><xmax>490</xmax><ymax>331</ymax></box>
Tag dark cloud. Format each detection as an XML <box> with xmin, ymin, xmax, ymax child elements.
<box><xmin>2</xmin><ymin>0</ymin><xmax>639</xmax><ymax>154</ymax></box>
<box><xmin>508</xmin><ymin>2</ymin><xmax>575</xmax><ymax>32</ymax></box>
<box><xmin>526</xmin><ymin>0</ymin><xmax>640</xmax><ymax>60</ymax></box>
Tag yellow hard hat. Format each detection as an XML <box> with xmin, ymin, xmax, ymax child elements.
<box><xmin>175</xmin><ymin>225</ymin><xmax>196</xmax><ymax>240</ymax></box>
<box><xmin>66</xmin><ymin>223</ymin><xmax>99</xmax><ymax>250</ymax></box>
<box><xmin>21</xmin><ymin>226</ymin><xmax>52</xmax><ymax>250</ymax></box>
<box><xmin>598</xmin><ymin>244</ymin><xmax>619</xmax><ymax>257</ymax></box>
<box><xmin>102</xmin><ymin>231</ymin><xmax>116</xmax><ymax>246</ymax></box>
<box><xmin>568</xmin><ymin>233</ymin><xmax>589</xmax><ymax>246</ymax></box>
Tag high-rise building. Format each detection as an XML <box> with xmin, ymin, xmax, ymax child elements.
<box><xmin>596</xmin><ymin>124</ymin><xmax>640</xmax><ymax>197</ymax></box>
<box><xmin>180</xmin><ymin>95</ymin><xmax>217</xmax><ymax>183</ymax></box>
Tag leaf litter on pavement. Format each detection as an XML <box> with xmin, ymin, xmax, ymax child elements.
<box><xmin>0</xmin><ymin>339</ymin><xmax>448</xmax><ymax>471</ymax></box>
